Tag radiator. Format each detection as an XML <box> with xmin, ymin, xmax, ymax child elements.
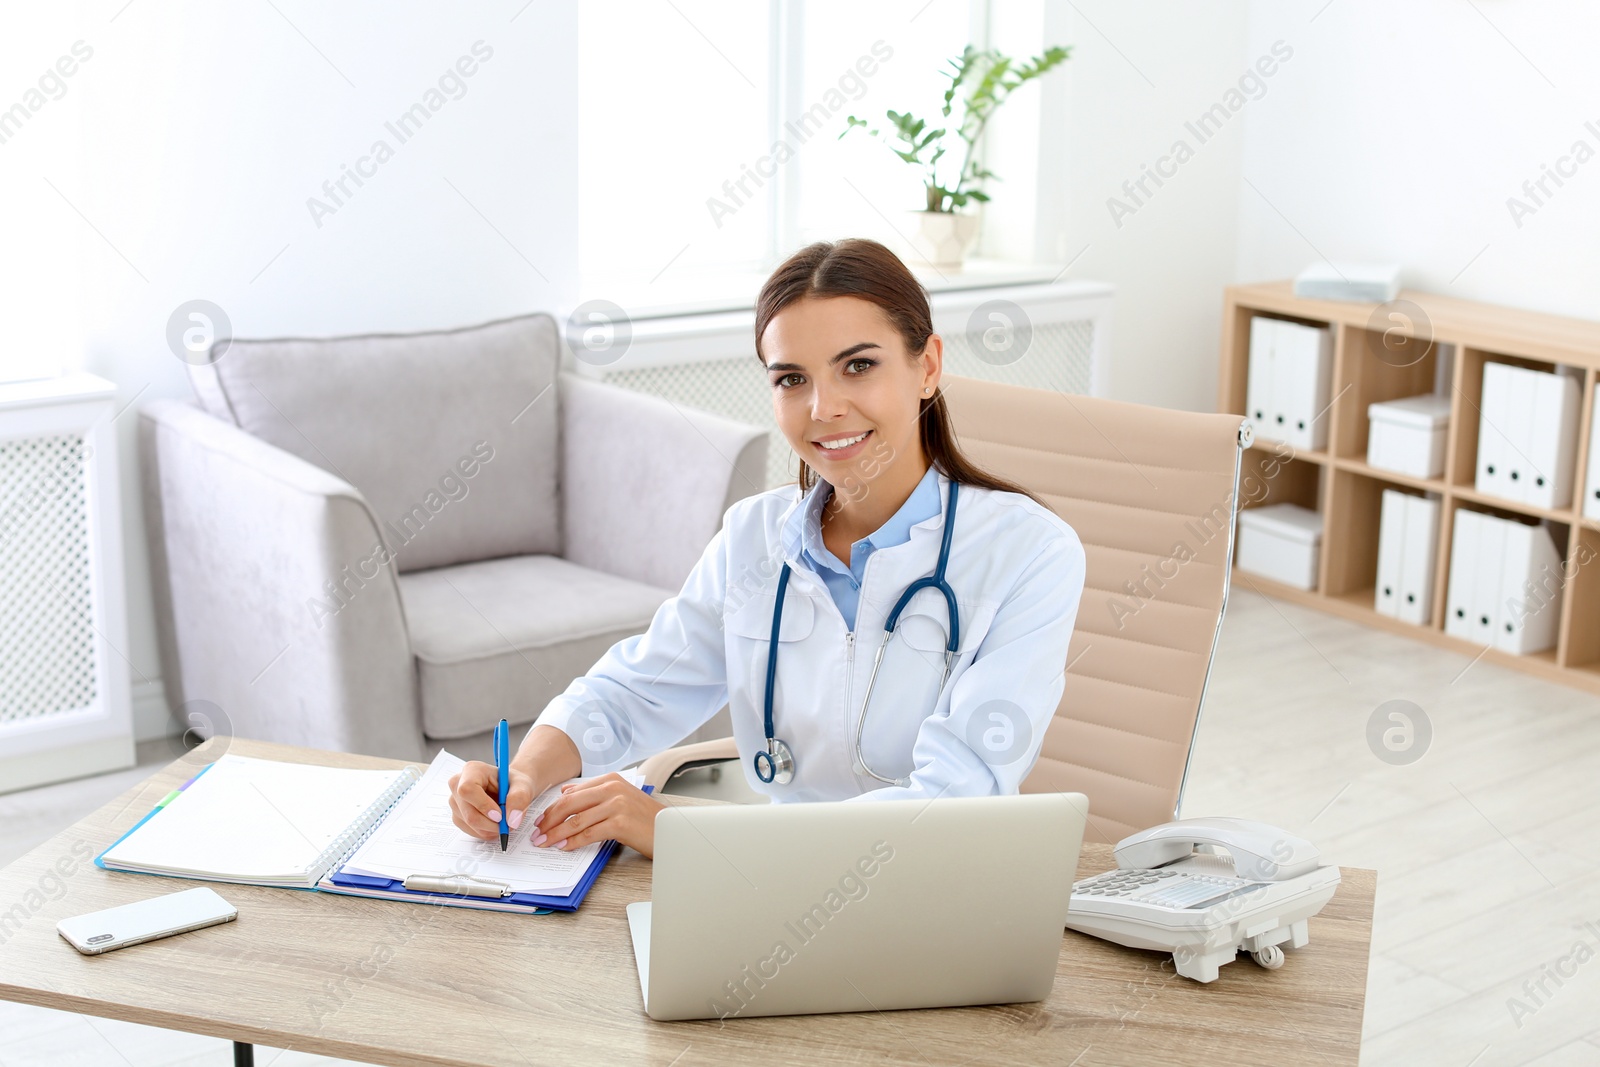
<box><xmin>0</xmin><ymin>373</ymin><xmax>135</xmax><ymax>793</ymax></box>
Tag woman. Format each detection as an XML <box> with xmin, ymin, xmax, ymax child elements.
<box><xmin>448</xmin><ymin>238</ymin><xmax>1085</xmax><ymax>858</ymax></box>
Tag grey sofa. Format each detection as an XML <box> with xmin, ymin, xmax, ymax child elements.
<box><xmin>140</xmin><ymin>311</ymin><xmax>768</xmax><ymax>763</ymax></box>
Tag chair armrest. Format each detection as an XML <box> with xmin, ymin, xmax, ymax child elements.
<box><xmin>559</xmin><ymin>373</ymin><xmax>768</xmax><ymax>592</ymax></box>
<box><xmin>139</xmin><ymin>399</ymin><xmax>424</xmax><ymax>760</ymax></box>
<box><xmin>637</xmin><ymin>736</ymin><xmax>739</xmax><ymax>791</ymax></box>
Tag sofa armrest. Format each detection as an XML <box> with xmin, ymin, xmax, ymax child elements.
<box><xmin>559</xmin><ymin>373</ymin><xmax>768</xmax><ymax>591</ymax></box>
<box><xmin>140</xmin><ymin>399</ymin><xmax>424</xmax><ymax>760</ymax></box>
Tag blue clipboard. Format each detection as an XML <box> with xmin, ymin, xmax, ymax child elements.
<box><xmin>323</xmin><ymin>784</ymin><xmax>654</xmax><ymax>913</ymax></box>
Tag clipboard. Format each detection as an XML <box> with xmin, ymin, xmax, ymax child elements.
<box><xmin>316</xmin><ymin>789</ymin><xmax>646</xmax><ymax>915</ymax></box>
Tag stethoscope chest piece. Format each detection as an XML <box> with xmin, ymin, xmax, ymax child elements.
<box><xmin>754</xmin><ymin>737</ymin><xmax>795</xmax><ymax>785</ymax></box>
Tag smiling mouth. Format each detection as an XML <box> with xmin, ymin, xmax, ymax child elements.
<box><xmin>814</xmin><ymin>429</ymin><xmax>872</xmax><ymax>453</ymax></box>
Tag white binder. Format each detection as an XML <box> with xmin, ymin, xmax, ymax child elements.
<box><xmin>1495</xmin><ymin>520</ymin><xmax>1561</xmax><ymax>655</ymax></box>
<box><xmin>1470</xmin><ymin>512</ymin><xmax>1507</xmax><ymax>646</ymax></box>
<box><xmin>1244</xmin><ymin>317</ymin><xmax>1332</xmax><ymax>452</ymax></box>
<box><xmin>1375</xmin><ymin>489</ymin><xmax>1406</xmax><ymax>618</ymax></box>
<box><xmin>1476</xmin><ymin>363</ymin><xmax>1513</xmax><ymax>501</ymax></box>
<box><xmin>1524</xmin><ymin>369</ymin><xmax>1578</xmax><ymax>510</ymax></box>
<box><xmin>1586</xmin><ymin>383</ymin><xmax>1600</xmax><ymax>521</ymax></box>
<box><xmin>1246</xmin><ymin>318</ymin><xmax>1275</xmax><ymax>436</ymax></box>
<box><xmin>1261</xmin><ymin>318</ymin><xmax>1295</xmax><ymax>445</ymax></box>
<box><xmin>1502</xmin><ymin>366</ymin><xmax>1537</xmax><ymax>503</ymax></box>
<box><xmin>1398</xmin><ymin>494</ymin><xmax>1440</xmax><ymax>626</ymax></box>
<box><xmin>1276</xmin><ymin>320</ymin><xmax>1332</xmax><ymax>452</ymax></box>
<box><xmin>1445</xmin><ymin>510</ymin><xmax>1479</xmax><ymax>641</ymax></box>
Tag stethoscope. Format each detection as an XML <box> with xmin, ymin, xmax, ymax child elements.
<box><xmin>754</xmin><ymin>479</ymin><xmax>961</xmax><ymax>788</ymax></box>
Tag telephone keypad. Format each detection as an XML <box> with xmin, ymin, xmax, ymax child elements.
<box><xmin>1072</xmin><ymin>869</ymin><xmax>1262</xmax><ymax>910</ymax></box>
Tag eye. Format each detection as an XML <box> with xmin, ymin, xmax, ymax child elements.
<box><xmin>772</xmin><ymin>358</ymin><xmax>876</xmax><ymax>391</ymax></box>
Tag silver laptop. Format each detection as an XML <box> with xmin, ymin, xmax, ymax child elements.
<box><xmin>626</xmin><ymin>792</ymin><xmax>1088</xmax><ymax>1021</ymax></box>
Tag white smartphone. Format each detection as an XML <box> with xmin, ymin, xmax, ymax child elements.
<box><xmin>57</xmin><ymin>887</ymin><xmax>237</xmax><ymax>955</ymax></box>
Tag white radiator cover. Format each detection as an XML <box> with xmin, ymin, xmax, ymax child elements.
<box><xmin>568</xmin><ymin>278</ymin><xmax>1113</xmax><ymax>489</ymax></box>
<box><xmin>0</xmin><ymin>373</ymin><xmax>135</xmax><ymax>793</ymax></box>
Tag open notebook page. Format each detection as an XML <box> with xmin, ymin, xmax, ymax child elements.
<box><xmin>341</xmin><ymin>750</ymin><xmax>645</xmax><ymax>894</ymax></box>
<box><xmin>100</xmin><ymin>755</ymin><xmax>413</xmax><ymax>885</ymax></box>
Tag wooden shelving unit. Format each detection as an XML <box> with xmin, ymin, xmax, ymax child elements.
<box><xmin>1219</xmin><ymin>280</ymin><xmax>1600</xmax><ymax>694</ymax></box>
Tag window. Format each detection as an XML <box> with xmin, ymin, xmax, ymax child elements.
<box><xmin>577</xmin><ymin>0</ymin><xmax>982</xmax><ymax>292</ymax></box>
<box><xmin>789</xmin><ymin>0</ymin><xmax>978</xmax><ymax>250</ymax></box>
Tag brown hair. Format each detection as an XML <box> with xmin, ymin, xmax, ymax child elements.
<box><xmin>754</xmin><ymin>238</ymin><xmax>1047</xmax><ymax>509</ymax></box>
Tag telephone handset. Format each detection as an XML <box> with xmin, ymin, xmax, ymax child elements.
<box><xmin>1113</xmin><ymin>817</ymin><xmax>1324</xmax><ymax>880</ymax></box>
<box><xmin>1064</xmin><ymin>816</ymin><xmax>1342</xmax><ymax>983</ymax></box>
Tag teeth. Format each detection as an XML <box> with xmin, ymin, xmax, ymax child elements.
<box><xmin>818</xmin><ymin>432</ymin><xmax>868</xmax><ymax>451</ymax></box>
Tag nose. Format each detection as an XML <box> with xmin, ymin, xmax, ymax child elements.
<box><xmin>809</xmin><ymin>376</ymin><xmax>850</xmax><ymax>424</ymax></box>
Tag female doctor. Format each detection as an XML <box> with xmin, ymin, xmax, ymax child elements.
<box><xmin>448</xmin><ymin>238</ymin><xmax>1086</xmax><ymax>859</ymax></box>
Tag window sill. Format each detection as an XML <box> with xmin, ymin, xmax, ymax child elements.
<box><xmin>576</xmin><ymin>258</ymin><xmax>1074</xmax><ymax>322</ymax></box>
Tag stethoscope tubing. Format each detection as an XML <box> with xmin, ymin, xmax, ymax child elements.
<box><xmin>757</xmin><ymin>478</ymin><xmax>960</xmax><ymax>787</ymax></box>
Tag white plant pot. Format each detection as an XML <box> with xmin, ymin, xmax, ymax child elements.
<box><xmin>904</xmin><ymin>210</ymin><xmax>980</xmax><ymax>269</ymax></box>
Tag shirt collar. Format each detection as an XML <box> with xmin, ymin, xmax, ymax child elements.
<box><xmin>779</xmin><ymin>464</ymin><xmax>949</xmax><ymax>568</ymax></box>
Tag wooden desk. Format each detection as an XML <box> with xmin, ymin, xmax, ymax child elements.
<box><xmin>0</xmin><ymin>739</ymin><xmax>1375</xmax><ymax>1066</ymax></box>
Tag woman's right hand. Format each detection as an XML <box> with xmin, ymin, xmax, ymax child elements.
<box><xmin>448</xmin><ymin>761</ymin><xmax>537</xmax><ymax>841</ymax></box>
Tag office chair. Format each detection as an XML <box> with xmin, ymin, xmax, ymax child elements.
<box><xmin>641</xmin><ymin>374</ymin><xmax>1250</xmax><ymax>845</ymax></box>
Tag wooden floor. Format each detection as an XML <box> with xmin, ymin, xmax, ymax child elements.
<box><xmin>3</xmin><ymin>587</ymin><xmax>1597</xmax><ymax>1066</ymax></box>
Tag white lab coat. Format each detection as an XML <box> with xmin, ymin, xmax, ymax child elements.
<box><xmin>534</xmin><ymin>467</ymin><xmax>1086</xmax><ymax>803</ymax></box>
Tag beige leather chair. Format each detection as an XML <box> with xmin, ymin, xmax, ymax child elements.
<box><xmin>640</xmin><ymin>374</ymin><xmax>1249</xmax><ymax>845</ymax></box>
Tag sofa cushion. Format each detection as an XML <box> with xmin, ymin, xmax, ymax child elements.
<box><xmin>398</xmin><ymin>554</ymin><xmax>674</xmax><ymax>740</ymax></box>
<box><xmin>188</xmin><ymin>313</ymin><xmax>562</xmax><ymax>573</ymax></box>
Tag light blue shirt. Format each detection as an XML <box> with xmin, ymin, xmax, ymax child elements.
<box><xmin>788</xmin><ymin>464</ymin><xmax>943</xmax><ymax>630</ymax></box>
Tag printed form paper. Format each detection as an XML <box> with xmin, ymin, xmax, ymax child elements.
<box><xmin>342</xmin><ymin>750</ymin><xmax>645</xmax><ymax>894</ymax></box>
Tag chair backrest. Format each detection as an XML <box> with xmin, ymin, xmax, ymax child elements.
<box><xmin>186</xmin><ymin>311</ymin><xmax>563</xmax><ymax>573</ymax></box>
<box><xmin>941</xmin><ymin>375</ymin><xmax>1246</xmax><ymax>846</ymax></box>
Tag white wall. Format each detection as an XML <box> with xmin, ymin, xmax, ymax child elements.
<box><xmin>34</xmin><ymin>1</ymin><xmax>580</xmax><ymax>740</ymax></box>
<box><xmin>986</xmin><ymin>0</ymin><xmax>1254</xmax><ymax>411</ymax></box>
<box><xmin>1236</xmin><ymin>0</ymin><xmax>1600</xmax><ymax>324</ymax></box>
<box><xmin>990</xmin><ymin>0</ymin><xmax>1600</xmax><ymax>413</ymax></box>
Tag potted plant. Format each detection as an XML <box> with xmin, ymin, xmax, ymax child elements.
<box><xmin>842</xmin><ymin>43</ymin><xmax>1070</xmax><ymax>268</ymax></box>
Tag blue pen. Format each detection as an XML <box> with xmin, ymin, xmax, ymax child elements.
<box><xmin>494</xmin><ymin>717</ymin><xmax>511</xmax><ymax>852</ymax></box>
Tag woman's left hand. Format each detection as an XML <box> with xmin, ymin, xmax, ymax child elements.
<box><xmin>532</xmin><ymin>772</ymin><xmax>667</xmax><ymax>859</ymax></box>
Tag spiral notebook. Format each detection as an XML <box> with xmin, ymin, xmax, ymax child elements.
<box><xmin>97</xmin><ymin>752</ymin><xmax>644</xmax><ymax>912</ymax></box>
<box><xmin>97</xmin><ymin>755</ymin><xmax>415</xmax><ymax>887</ymax></box>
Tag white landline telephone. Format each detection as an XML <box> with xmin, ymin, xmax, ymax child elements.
<box><xmin>1063</xmin><ymin>817</ymin><xmax>1342</xmax><ymax>983</ymax></box>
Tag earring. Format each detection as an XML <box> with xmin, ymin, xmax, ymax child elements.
<box><xmin>924</xmin><ymin>387</ymin><xmax>932</xmax><ymax>394</ymax></box>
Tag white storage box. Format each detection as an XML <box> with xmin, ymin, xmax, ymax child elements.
<box><xmin>1368</xmin><ymin>394</ymin><xmax>1450</xmax><ymax>479</ymax></box>
<box><xmin>1237</xmin><ymin>503</ymin><xmax>1323</xmax><ymax>591</ymax></box>
<box><xmin>1294</xmin><ymin>261</ymin><xmax>1402</xmax><ymax>303</ymax></box>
